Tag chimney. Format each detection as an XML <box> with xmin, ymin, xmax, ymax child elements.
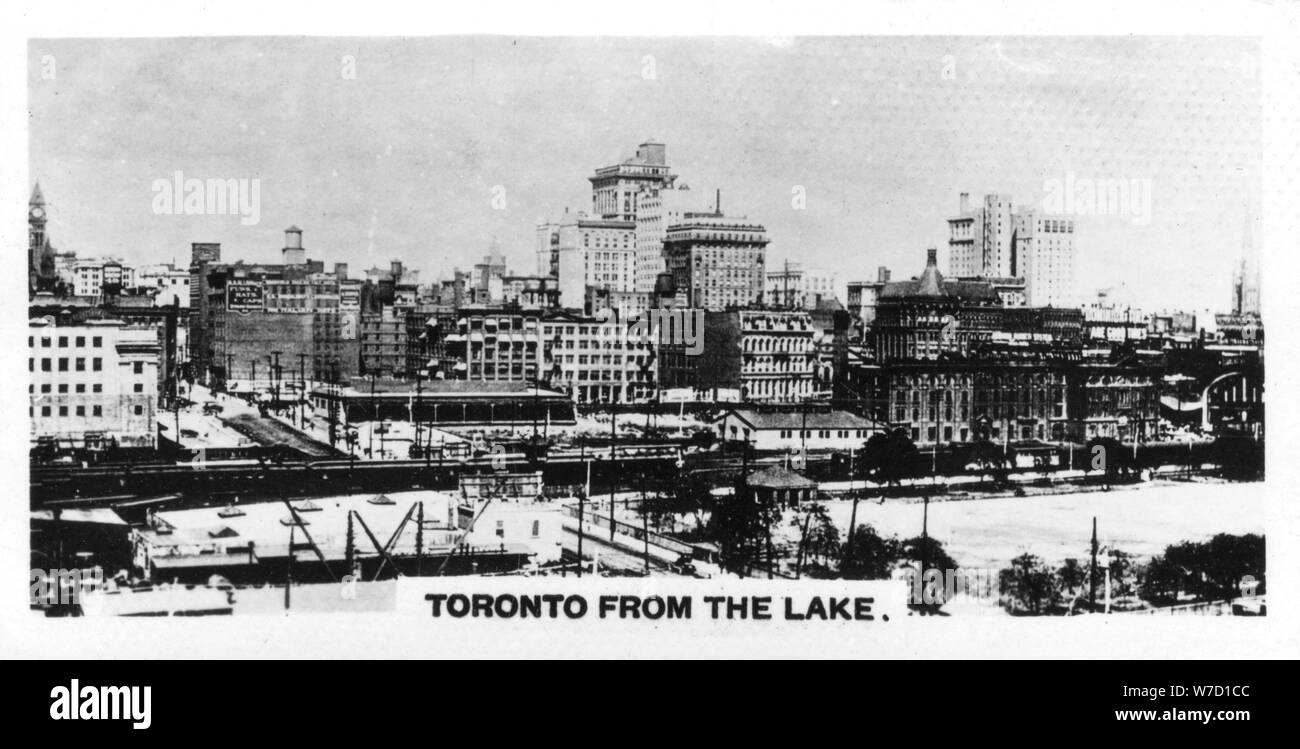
<box><xmin>334</xmin><ymin>262</ymin><xmax>348</xmax><ymax>280</ymax></box>
<box><xmin>959</xmin><ymin>192</ymin><xmax>970</xmax><ymax>213</ymax></box>
<box><xmin>877</xmin><ymin>266</ymin><xmax>891</xmax><ymax>283</ymax></box>
<box><xmin>715</xmin><ymin>189</ymin><xmax>721</xmax><ymax>215</ymax></box>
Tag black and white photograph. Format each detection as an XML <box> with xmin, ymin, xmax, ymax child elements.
<box><xmin>3</xmin><ymin>0</ymin><xmax>1298</xmax><ymax>680</ymax></box>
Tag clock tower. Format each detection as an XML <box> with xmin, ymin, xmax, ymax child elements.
<box><xmin>29</xmin><ymin>183</ymin><xmax>55</xmax><ymax>295</ymax></box>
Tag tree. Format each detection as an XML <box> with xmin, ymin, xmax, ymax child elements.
<box><xmin>898</xmin><ymin>535</ymin><xmax>960</xmax><ymax>612</ymax></box>
<box><xmin>1104</xmin><ymin>548</ymin><xmax>1137</xmax><ymax>600</ymax></box>
<box><xmin>707</xmin><ymin>488</ymin><xmax>781</xmax><ymax>577</ymax></box>
<box><xmin>998</xmin><ymin>553</ymin><xmax>1057</xmax><ymax>615</ymax></box>
<box><xmin>1137</xmin><ymin>555</ymin><xmax>1185</xmax><ymax>605</ymax></box>
<box><xmin>792</xmin><ymin>503</ymin><xmax>839</xmax><ymax>576</ymax></box>
<box><xmin>1056</xmin><ymin>558</ymin><xmax>1088</xmax><ymax>610</ymax></box>
<box><xmin>838</xmin><ymin>524</ymin><xmax>901</xmax><ymax>580</ymax></box>
<box><xmin>1162</xmin><ymin>533</ymin><xmax>1264</xmax><ymax>600</ymax></box>
<box><xmin>857</xmin><ymin>428</ymin><xmax>922</xmax><ymax>489</ymax></box>
<box><xmin>964</xmin><ymin>439</ymin><xmax>1008</xmax><ymax>485</ymax></box>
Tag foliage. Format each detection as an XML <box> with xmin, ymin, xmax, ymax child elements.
<box><xmin>839</xmin><ymin>524</ymin><xmax>902</xmax><ymax>580</ymax></box>
<box><xmin>998</xmin><ymin>553</ymin><xmax>1057</xmax><ymax>615</ymax></box>
<box><xmin>857</xmin><ymin>428</ymin><xmax>923</xmax><ymax>488</ymax></box>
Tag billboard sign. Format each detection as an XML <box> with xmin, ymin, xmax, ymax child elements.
<box><xmin>227</xmin><ymin>281</ymin><xmax>265</xmax><ymax>311</ymax></box>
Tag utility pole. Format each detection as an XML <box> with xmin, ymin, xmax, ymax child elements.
<box><xmin>327</xmin><ymin>358</ymin><xmax>339</xmax><ymax>448</ymax></box>
<box><xmin>576</xmin><ymin>487</ymin><xmax>586</xmax><ymax>578</ymax></box>
<box><xmin>1089</xmin><ymin>516</ymin><xmax>1098</xmax><ymax>612</ymax></box>
<box><xmin>250</xmin><ymin>359</ymin><xmax>257</xmax><ymax>391</ymax></box>
<box><xmin>415</xmin><ymin>371</ymin><xmax>425</xmax><ymax>466</ymax></box>
<box><xmin>296</xmin><ymin>353</ymin><xmax>308</xmax><ymax>428</ymax></box>
<box><xmin>369</xmin><ymin>372</ymin><xmax>376</xmax><ymax>458</ymax></box>
<box><xmin>920</xmin><ymin>495</ymin><xmax>930</xmax><ymax>577</ymax></box>
<box><xmin>285</xmin><ymin>521</ymin><xmax>295</xmax><ymax>612</ymax></box>
<box><xmin>270</xmin><ymin>351</ymin><xmax>282</xmax><ymax>411</ymax></box>
<box><xmin>609</xmin><ymin>408</ymin><xmax>617</xmax><ymax>544</ymax></box>
<box><xmin>415</xmin><ymin>501</ymin><xmax>425</xmax><ymax>576</ymax></box>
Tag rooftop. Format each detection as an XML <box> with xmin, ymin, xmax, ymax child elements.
<box><xmin>720</xmin><ymin>409</ymin><xmax>882</xmax><ymax>432</ymax></box>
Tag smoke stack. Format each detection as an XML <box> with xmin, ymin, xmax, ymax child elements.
<box><xmin>715</xmin><ymin>189</ymin><xmax>721</xmax><ymax>215</ymax></box>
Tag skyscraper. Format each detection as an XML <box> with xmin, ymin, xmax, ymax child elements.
<box><xmin>1013</xmin><ymin>207</ymin><xmax>1076</xmax><ymax>307</ymax></box>
<box><xmin>946</xmin><ymin>192</ymin><xmax>1013</xmax><ymax>278</ymax></box>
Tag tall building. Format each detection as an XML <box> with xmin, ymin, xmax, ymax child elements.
<box><xmin>1013</xmin><ymin>207</ymin><xmax>1076</xmax><ymax>307</ymax></box>
<box><xmin>588</xmin><ymin>139</ymin><xmax>677</xmax><ymax>222</ymax></box>
<box><xmin>947</xmin><ymin>193</ymin><xmax>1013</xmax><ymax>278</ymax></box>
<box><xmin>634</xmin><ymin>183</ymin><xmax>700</xmax><ymax>293</ymax></box>
<box><xmin>539</xmin><ymin>210</ymin><xmax>637</xmax><ymax>310</ymax></box>
<box><xmin>662</xmin><ymin>207</ymin><xmax>769</xmax><ymax>311</ymax></box>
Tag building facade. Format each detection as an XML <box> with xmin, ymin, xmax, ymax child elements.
<box><xmin>29</xmin><ymin>318</ymin><xmax>161</xmax><ymax>448</ymax></box>
<box><xmin>662</xmin><ymin>212</ymin><xmax>769</xmax><ymax>311</ymax></box>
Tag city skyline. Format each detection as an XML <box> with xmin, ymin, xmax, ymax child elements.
<box><xmin>29</xmin><ymin>36</ymin><xmax>1261</xmax><ymax>312</ymax></box>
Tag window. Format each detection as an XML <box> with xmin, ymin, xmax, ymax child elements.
<box><xmin>41</xmin><ymin>358</ymin><xmax>51</xmax><ymax>372</ymax></box>
<box><xmin>133</xmin><ymin>406</ymin><xmax>143</xmax><ymax>415</ymax></box>
<box><xmin>58</xmin><ymin>384</ymin><xmax>68</xmax><ymax>394</ymax></box>
<box><xmin>92</xmin><ymin>384</ymin><xmax>102</xmax><ymax>393</ymax></box>
<box><xmin>58</xmin><ymin>358</ymin><xmax>68</xmax><ymax>371</ymax></box>
<box><xmin>92</xmin><ymin>337</ymin><xmax>102</xmax><ymax>347</ymax></box>
<box><xmin>495</xmin><ymin>520</ymin><xmax>505</xmax><ymax>538</ymax></box>
<box><xmin>75</xmin><ymin>336</ymin><xmax>85</xmax><ymax>347</ymax></box>
<box><xmin>59</xmin><ymin>406</ymin><xmax>68</xmax><ymax>417</ymax></box>
<box><xmin>93</xmin><ymin>406</ymin><xmax>102</xmax><ymax>417</ymax></box>
<box><xmin>75</xmin><ymin>406</ymin><xmax>85</xmax><ymax>416</ymax></box>
<box><xmin>75</xmin><ymin>358</ymin><xmax>85</xmax><ymax>372</ymax></box>
<box><xmin>132</xmin><ymin>383</ymin><xmax>144</xmax><ymax>393</ymax></box>
<box><xmin>41</xmin><ymin>406</ymin><xmax>51</xmax><ymax>417</ymax></box>
<box><xmin>531</xmin><ymin>520</ymin><xmax>540</xmax><ymax>538</ymax></box>
<box><xmin>93</xmin><ymin>358</ymin><xmax>102</xmax><ymax>372</ymax></box>
<box><xmin>133</xmin><ymin>362</ymin><xmax>144</xmax><ymax>375</ymax></box>
<box><xmin>58</xmin><ymin>336</ymin><xmax>68</xmax><ymax>348</ymax></box>
<box><xmin>76</xmin><ymin>384</ymin><xmax>85</xmax><ymax>393</ymax></box>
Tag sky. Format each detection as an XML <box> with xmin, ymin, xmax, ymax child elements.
<box><xmin>28</xmin><ymin>36</ymin><xmax>1261</xmax><ymax>312</ymax></box>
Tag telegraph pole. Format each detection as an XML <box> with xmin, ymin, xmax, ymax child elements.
<box><xmin>1089</xmin><ymin>516</ymin><xmax>1098</xmax><ymax>611</ymax></box>
<box><xmin>368</xmin><ymin>373</ymin><xmax>377</xmax><ymax>458</ymax></box>
<box><xmin>609</xmin><ymin>408</ymin><xmax>617</xmax><ymax>544</ymax></box>
<box><xmin>576</xmin><ymin>487</ymin><xmax>586</xmax><ymax>578</ymax></box>
<box><xmin>296</xmin><ymin>353</ymin><xmax>308</xmax><ymax>428</ymax></box>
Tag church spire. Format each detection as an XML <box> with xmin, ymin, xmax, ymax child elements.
<box><xmin>30</xmin><ymin>182</ymin><xmax>45</xmax><ymax>207</ymax></box>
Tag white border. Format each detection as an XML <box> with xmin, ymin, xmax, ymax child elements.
<box><xmin>1</xmin><ymin>0</ymin><xmax>1297</xmax><ymax>659</ymax></box>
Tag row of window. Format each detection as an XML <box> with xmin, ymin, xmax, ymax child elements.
<box><xmin>32</xmin><ymin>404</ymin><xmax>144</xmax><ymax>417</ymax></box>
<box><xmin>29</xmin><ymin>335</ymin><xmax>104</xmax><ymax>348</ymax></box>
